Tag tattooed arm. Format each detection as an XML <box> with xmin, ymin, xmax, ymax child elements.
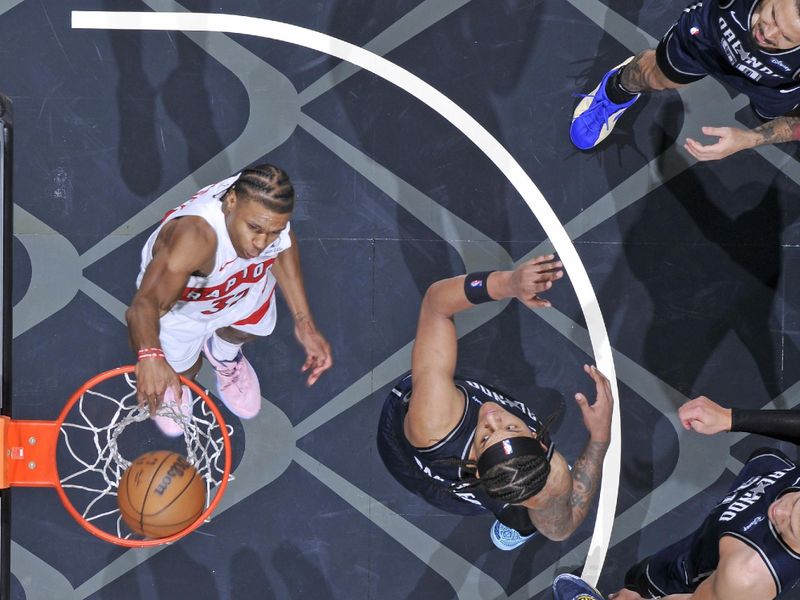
<box><xmin>610</xmin><ymin>48</ymin><xmax>800</xmax><ymax>162</ymax></box>
<box><xmin>525</xmin><ymin>439</ymin><xmax>610</xmax><ymax>541</ymax></box>
<box><xmin>684</xmin><ymin>115</ymin><xmax>800</xmax><ymax>162</ymax></box>
<box><xmin>523</xmin><ymin>365</ymin><xmax>613</xmax><ymax>541</ymax></box>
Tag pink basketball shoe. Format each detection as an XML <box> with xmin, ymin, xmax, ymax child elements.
<box><xmin>202</xmin><ymin>338</ymin><xmax>262</xmax><ymax>418</ymax></box>
<box><xmin>151</xmin><ymin>385</ymin><xmax>191</xmax><ymax>437</ymax></box>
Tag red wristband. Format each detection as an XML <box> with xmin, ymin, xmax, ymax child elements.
<box><xmin>137</xmin><ymin>347</ymin><xmax>165</xmax><ymax>361</ymax></box>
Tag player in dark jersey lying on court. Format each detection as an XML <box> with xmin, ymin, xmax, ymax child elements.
<box><xmin>570</xmin><ymin>0</ymin><xmax>800</xmax><ymax>161</ymax></box>
<box><xmin>598</xmin><ymin>396</ymin><xmax>800</xmax><ymax>600</ymax></box>
<box><xmin>377</xmin><ymin>255</ymin><xmax>613</xmax><ymax>551</ymax></box>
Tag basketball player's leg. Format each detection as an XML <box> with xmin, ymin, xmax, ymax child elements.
<box><xmin>619</xmin><ymin>49</ymin><xmax>688</xmax><ymax>93</ymax></box>
<box><xmin>201</xmin><ymin>294</ymin><xmax>277</xmax><ymax>419</ymax></box>
<box><xmin>179</xmin><ymin>354</ymin><xmax>203</xmax><ymax>381</ymax></box>
<box><xmin>570</xmin><ymin>16</ymin><xmax>705</xmax><ymax>149</ymax></box>
<box><xmin>152</xmin><ymin>320</ymin><xmax>206</xmax><ymax>436</ymax></box>
<box><xmin>200</xmin><ymin>328</ymin><xmax>262</xmax><ymax>419</ymax></box>
<box><xmin>216</xmin><ymin>326</ymin><xmax>258</xmax><ymax>345</ymax></box>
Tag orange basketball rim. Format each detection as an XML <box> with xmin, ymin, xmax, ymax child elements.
<box><xmin>0</xmin><ymin>366</ymin><xmax>232</xmax><ymax>547</ymax></box>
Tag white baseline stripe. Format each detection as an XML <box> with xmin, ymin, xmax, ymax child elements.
<box><xmin>71</xmin><ymin>10</ymin><xmax>621</xmax><ymax>586</ymax></box>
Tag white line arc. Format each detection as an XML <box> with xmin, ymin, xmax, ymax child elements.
<box><xmin>71</xmin><ymin>10</ymin><xmax>621</xmax><ymax>587</ymax></box>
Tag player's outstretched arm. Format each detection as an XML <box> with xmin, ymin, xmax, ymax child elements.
<box><xmin>126</xmin><ymin>217</ymin><xmax>215</xmax><ymax>412</ymax></box>
<box><xmin>684</xmin><ymin>115</ymin><xmax>800</xmax><ymax>161</ymax></box>
<box><xmin>406</xmin><ymin>255</ymin><xmax>563</xmax><ymax>445</ymax></box>
<box><xmin>680</xmin><ymin>395</ymin><xmax>800</xmax><ymax>444</ymax></box>
<box><xmin>525</xmin><ymin>365</ymin><xmax>612</xmax><ymax>541</ymax></box>
<box><xmin>679</xmin><ymin>396</ymin><xmax>732</xmax><ymax>435</ymax></box>
<box><xmin>271</xmin><ymin>230</ymin><xmax>332</xmax><ymax>386</ymax></box>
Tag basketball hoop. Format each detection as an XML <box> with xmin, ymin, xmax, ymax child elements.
<box><xmin>0</xmin><ymin>366</ymin><xmax>232</xmax><ymax>547</ymax></box>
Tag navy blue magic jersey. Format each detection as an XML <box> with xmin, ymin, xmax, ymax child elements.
<box><xmin>647</xmin><ymin>449</ymin><xmax>800</xmax><ymax>596</ymax></box>
<box><xmin>376</xmin><ymin>373</ymin><xmax>554</xmax><ymax>517</ymax></box>
<box><xmin>672</xmin><ymin>0</ymin><xmax>800</xmax><ymax>115</ymax></box>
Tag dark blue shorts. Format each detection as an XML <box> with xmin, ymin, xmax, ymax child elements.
<box><xmin>624</xmin><ymin>536</ymin><xmax>697</xmax><ymax>597</ymax></box>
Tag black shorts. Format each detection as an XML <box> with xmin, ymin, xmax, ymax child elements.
<box><xmin>625</xmin><ymin>555</ymin><xmax>686</xmax><ymax>598</ymax></box>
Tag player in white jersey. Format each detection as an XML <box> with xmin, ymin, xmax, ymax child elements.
<box><xmin>126</xmin><ymin>165</ymin><xmax>332</xmax><ymax>430</ymax></box>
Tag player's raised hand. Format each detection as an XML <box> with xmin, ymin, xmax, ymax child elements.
<box><xmin>679</xmin><ymin>396</ymin><xmax>732</xmax><ymax>435</ymax></box>
<box><xmin>510</xmin><ymin>254</ymin><xmax>563</xmax><ymax>309</ymax></box>
<box><xmin>575</xmin><ymin>364</ymin><xmax>613</xmax><ymax>444</ymax></box>
<box><xmin>684</xmin><ymin>126</ymin><xmax>756</xmax><ymax>161</ymax></box>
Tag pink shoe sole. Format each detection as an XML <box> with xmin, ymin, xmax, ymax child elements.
<box><xmin>151</xmin><ymin>385</ymin><xmax>191</xmax><ymax>437</ymax></box>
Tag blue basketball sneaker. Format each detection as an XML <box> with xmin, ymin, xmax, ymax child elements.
<box><xmin>489</xmin><ymin>520</ymin><xmax>536</xmax><ymax>551</ymax></box>
<box><xmin>552</xmin><ymin>573</ymin><xmax>604</xmax><ymax>600</ymax></box>
<box><xmin>570</xmin><ymin>58</ymin><xmax>639</xmax><ymax>150</ymax></box>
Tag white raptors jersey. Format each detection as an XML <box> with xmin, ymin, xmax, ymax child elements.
<box><xmin>137</xmin><ymin>174</ymin><xmax>292</xmax><ymax>331</ymax></box>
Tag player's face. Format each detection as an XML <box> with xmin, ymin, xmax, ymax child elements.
<box><xmin>471</xmin><ymin>402</ymin><xmax>537</xmax><ymax>460</ymax></box>
<box><xmin>751</xmin><ymin>0</ymin><xmax>800</xmax><ymax>50</ymax></box>
<box><xmin>223</xmin><ymin>192</ymin><xmax>290</xmax><ymax>259</ymax></box>
<box><xmin>768</xmin><ymin>491</ymin><xmax>800</xmax><ymax>551</ymax></box>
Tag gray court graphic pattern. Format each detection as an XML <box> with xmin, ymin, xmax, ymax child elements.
<box><xmin>3</xmin><ymin>0</ymin><xmax>800</xmax><ymax>598</ymax></box>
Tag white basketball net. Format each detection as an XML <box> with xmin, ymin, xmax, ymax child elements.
<box><xmin>57</xmin><ymin>372</ymin><xmax>232</xmax><ymax>540</ymax></box>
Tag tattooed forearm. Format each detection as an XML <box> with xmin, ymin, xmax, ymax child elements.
<box><xmin>752</xmin><ymin>116</ymin><xmax>800</xmax><ymax>146</ymax></box>
<box><xmin>528</xmin><ymin>489</ymin><xmax>574</xmax><ymax>541</ymax></box>
<box><xmin>527</xmin><ymin>441</ymin><xmax>609</xmax><ymax>541</ymax></box>
<box><xmin>569</xmin><ymin>440</ymin><xmax>609</xmax><ymax>518</ymax></box>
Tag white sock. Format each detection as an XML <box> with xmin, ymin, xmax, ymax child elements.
<box><xmin>209</xmin><ymin>332</ymin><xmax>242</xmax><ymax>361</ymax></box>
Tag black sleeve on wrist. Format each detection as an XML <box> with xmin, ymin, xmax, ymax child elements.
<box><xmin>463</xmin><ymin>271</ymin><xmax>495</xmax><ymax>304</ymax></box>
<box><xmin>731</xmin><ymin>409</ymin><xmax>800</xmax><ymax>445</ymax></box>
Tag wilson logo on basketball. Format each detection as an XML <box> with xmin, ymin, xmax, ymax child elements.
<box><xmin>155</xmin><ymin>456</ymin><xmax>192</xmax><ymax>496</ymax></box>
<box><xmin>118</xmin><ymin>450</ymin><xmax>207</xmax><ymax>539</ymax></box>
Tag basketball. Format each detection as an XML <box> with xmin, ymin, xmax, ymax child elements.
<box><xmin>117</xmin><ymin>450</ymin><xmax>206</xmax><ymax>538</ymax></box>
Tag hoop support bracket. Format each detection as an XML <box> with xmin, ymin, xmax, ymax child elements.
<box><xmin>0</xmin><ymin>416</ymin><xmax>60</xmax><ymax>488</ymax></box>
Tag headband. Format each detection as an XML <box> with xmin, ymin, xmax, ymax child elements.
<box><xmin>477</xmin><ymin>436</ymin><xmax>549</xmax><ymax>477</ymax></box>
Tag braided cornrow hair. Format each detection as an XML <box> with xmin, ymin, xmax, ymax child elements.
<box><xmin>433</xmin><ymin>453</ymin><xmax>551</xmax><ymax>503</ymax></box>
<box><xmin>227</xmin><ymin>164</ymin><xmax>295</xmax><ymax>214</ymax></box>
<box><xmin>431</xmin><ymin>414</ymin><xmax>556</xmax><ymax>503</ymax></box>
